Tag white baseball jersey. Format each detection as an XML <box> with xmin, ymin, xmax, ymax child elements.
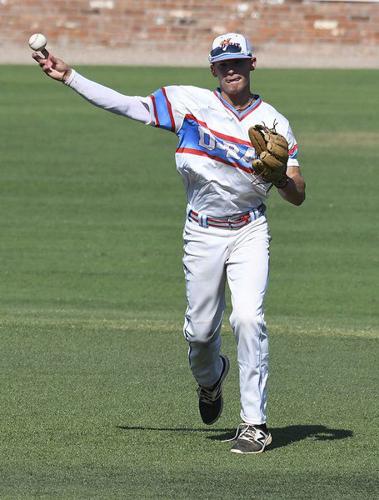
<box><xmin>147</xmin><ymin>86</ymin><xmax>299</xmax><ymax>217</ymax></box>
<box><xmin>66</xmin><ymin>73</ymin><xmax>299</xmax><ymax>217</ymax></box>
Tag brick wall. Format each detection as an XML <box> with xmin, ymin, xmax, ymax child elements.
<box><xmin>1</xmin><ymin>0</ymin><xmax>378</xmax><ymax>66</ymax></box>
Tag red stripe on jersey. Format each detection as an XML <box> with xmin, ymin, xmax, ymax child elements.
<box><xmin>289</xmin><ymin>144</ymin><xmax>298</xmax><ymax>156</ymax></box>
<box><xmin>150</xmin><ymin>94</ymin><xmax>160</xmax><ymax>127</ymax></box>
<box><xmin>161</xmin><ymin>87</ymin><xmax>175</xmax><ymax>131</ymax></box>
<box><xmin>176</xmin><ymin>147</ymin><xmax>252</xmax><ymax>173</ymax></box>
<box><xmin>185</xmin><ymin>114</ymin><xmax>251</xmax><ymax>147</ymax></box>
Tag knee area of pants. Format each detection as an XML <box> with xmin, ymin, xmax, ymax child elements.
<box><xmin>185</xmin><ymin>321</ymin><xmax>219</xmax><ymax>344</ymax></box>
<box><xmin>230</xmin><ymin>311</ymin><xmax>263</xmax><ymax>331</ymax></box>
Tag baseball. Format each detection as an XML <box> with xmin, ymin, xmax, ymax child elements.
<box><xmin>28</xmin><ymin>33</ymin><xmax>47</xmax><ymax>51</ymax></box>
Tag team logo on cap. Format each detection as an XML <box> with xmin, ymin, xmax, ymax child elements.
<box><xmin>220</xmin><ymin>39</ymin><xmax>241</xmax><ymax>52</ymax></box>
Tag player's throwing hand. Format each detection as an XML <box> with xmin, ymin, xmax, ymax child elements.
<box><xmin>32</xmin><ymin>52</ymin><xmax>72</xmax><ymax>82</ymax></box>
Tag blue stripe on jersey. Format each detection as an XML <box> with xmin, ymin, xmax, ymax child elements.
<box><xmin>289</xmin><ymin>144</ymin><xmax>299</xmax><ymax>159</ymax></box>
<box><xmin>151</xmin><ymin>88</ymin><xmax>174</xmax><ymax>131</ymax></box>
<box><xmin>177</xmin><ymin>116</ymin><xmax>255</xmax><ymax>172</ymax></box>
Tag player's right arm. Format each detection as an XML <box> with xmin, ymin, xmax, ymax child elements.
<box><xmin>32</xmin><ymin>52</ymin><xmax>151</xmax><ymax>124</ymax></box>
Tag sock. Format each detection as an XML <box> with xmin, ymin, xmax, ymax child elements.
<box><xmin>254</xmin><ymin>423</ymin><xmax>268</xmax><ymax>433</ymax></box>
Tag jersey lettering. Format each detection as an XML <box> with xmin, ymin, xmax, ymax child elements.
<box><xmin>198</xmin><ymin>128</ymin><xmax>217</xmax><ymax>150</ymax></box>
<box><xmin>198</xmin><ymin>124</ymin><xmax>255</xmax><ymax>163</ymax></box>
<box><xmin>241</xmin><ymin>148</ymin><xmax>256</xmax><ymax>163</ymax></box>
<box><xmin>219</xmin><ymin>141</ymin><xmax>241</xmax><ymax>161</ymax></box>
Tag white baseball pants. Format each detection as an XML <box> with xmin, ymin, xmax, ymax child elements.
<box><xmin>183</xmin><ymin>215</ymin><xmax>270</xmax><ymax>425</ymax></box>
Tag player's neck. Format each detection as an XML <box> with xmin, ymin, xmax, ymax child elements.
<box><xmin>221</xmin><ymin>89</ymin><xmax>255</xmax><ymax>111</ymax></box>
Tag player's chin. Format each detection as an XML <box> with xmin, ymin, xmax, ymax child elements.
<box><xmin>223</xmin><ymin>79</ymin><xmax>246</xmax><ymax>94</ymax></box>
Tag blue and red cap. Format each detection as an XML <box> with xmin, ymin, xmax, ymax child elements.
<box><xmin>209</xmin><ymin>33</ymin><xmax>253</xmax><ymax>63</ymax></box>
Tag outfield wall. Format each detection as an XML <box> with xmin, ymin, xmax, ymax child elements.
<box><xmin>1</xmin><ymin>0</ymin><xmax>378</xmax><ymax>67</ymax></box>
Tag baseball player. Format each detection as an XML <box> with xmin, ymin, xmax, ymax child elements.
<box><xmin>32</xmin><ymin>33</ymin><xmax>305</xmax><ymax>454</ymax></box>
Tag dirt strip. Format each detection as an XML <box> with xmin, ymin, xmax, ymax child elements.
<box><xmin>2</xmin><ymin>43</ymin><xmax>379</xmax><ymax>68</ymax></box>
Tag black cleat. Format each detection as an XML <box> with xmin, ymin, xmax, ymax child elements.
<box><xmin>197</xmin><ymin>355</ymin><xmax>230</xmax><ymax>425</ymax></box>
<box><xmin>230</xmin><ymin>423</ymin><xmax>272</xmax><ymax>454</ymax></box>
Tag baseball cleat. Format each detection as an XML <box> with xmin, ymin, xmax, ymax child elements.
<box><xmin>197</xmin><ymin>354</ymin><xmax>230</xmax><ymax>425</ymax></box>
<box><xmin>230</xmin><ymin>423</ymin><xmax>272</xmax><ymax>454</ymax></box>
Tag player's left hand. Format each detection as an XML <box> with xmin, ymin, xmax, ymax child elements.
<box><xmin>249</xmin><ymin>124</ymin><xmax>289</xmax><ymax>188</ymax></box>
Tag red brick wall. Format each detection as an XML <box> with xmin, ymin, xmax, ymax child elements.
<box><xmin>1</xmin><ymin>0</ymin><xmax>378</xmax><ymax>63</ymax></box>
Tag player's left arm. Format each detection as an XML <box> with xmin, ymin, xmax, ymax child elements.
<box><xmin>278</xmin><ymin>166</ymin><xmax>305</xmax><ymax>206</ymax></box>
<box><xmin>276</xmin><ymin>120</ymin><xmax>305</xmax><ymax>206</ymax></box>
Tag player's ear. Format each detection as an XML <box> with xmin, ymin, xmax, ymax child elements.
<box><xmin>250</xmin><ymin>57</ymin><xmax>257</xmax><ymax>72</ymax></box>
<box><xmin>210</xmin><ymin>64</ymin><xmax>217</xmax><ymax>77</ymax></box>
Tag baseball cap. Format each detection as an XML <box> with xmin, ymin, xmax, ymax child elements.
<box><xmin>209</xmin><ymin>33</ymin><xmax>253</xmax><ymax>63</ymax></box>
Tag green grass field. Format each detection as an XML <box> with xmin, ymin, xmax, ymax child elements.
<box><xmin>0</xmin><ymin>66</ymin><xmax>378</xmax><ymax>498</ymax></box>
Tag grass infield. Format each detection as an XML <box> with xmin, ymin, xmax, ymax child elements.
<box><xmin>0</xmin><ymin>66</ymin><xmax>378</xmax><ymax>498</ymax></box>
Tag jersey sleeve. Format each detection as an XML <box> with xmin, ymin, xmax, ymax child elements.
<box><xmin>65</xmin><ymin>70</ymin><xmax>151</xmax><ymax>124</ymax></box>
<box><xmin>147</xmin><ymin>86</ymin><xmax>186</xmax><ymax>133</ymax></box>
<box><xmin>286</xmin><ymin>124</ymin><xmax>299</xmax><ymax>167</ymax></box>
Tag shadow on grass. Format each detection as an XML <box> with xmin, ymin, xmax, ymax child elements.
<box><xmin>207</xmin><ymin>424</ymin><xmax>353</xmax><ymax>450</ymax></box>
<box><xmin>117</xmin><ymin>425</ymin><xmax>231</xmax><ymax>434</ymax></box>
<box><xmin>117</xmin><ymin>424</ymin><xmax>353</xmax><ymax>450</ymax></box>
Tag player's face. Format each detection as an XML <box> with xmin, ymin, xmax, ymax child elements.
<box><xmin>211</xmin><ymin>58</ymin><xmax>256</xmax><ymax>96</ymax></box>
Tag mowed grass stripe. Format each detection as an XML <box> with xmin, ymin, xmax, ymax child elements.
<box><xmin>299</xmin><ymin>131</ymin><xmax>379</xmax><ymax>147</ymax></box>
<box><xmin>0</xmin><ymin>315</ymin><xmax>377</xmax><ymax>339</ymax></box>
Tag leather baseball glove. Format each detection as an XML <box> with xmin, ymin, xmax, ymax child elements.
<box><xmin>248</xmin><ymin>124</ymin><xmax>289</xmax><ymax>188</ymax></box>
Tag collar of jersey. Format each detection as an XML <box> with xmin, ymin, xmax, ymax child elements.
<box><xmin>214</xmin><ymin>88</ymin><xmax>262</xmax><ymax>121</ymax></box>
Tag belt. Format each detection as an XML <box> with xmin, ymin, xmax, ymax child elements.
<box><xmin>188</xmin><ymin>204</ymin><xmax>265</xmax><ymax>230</ymax></box>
